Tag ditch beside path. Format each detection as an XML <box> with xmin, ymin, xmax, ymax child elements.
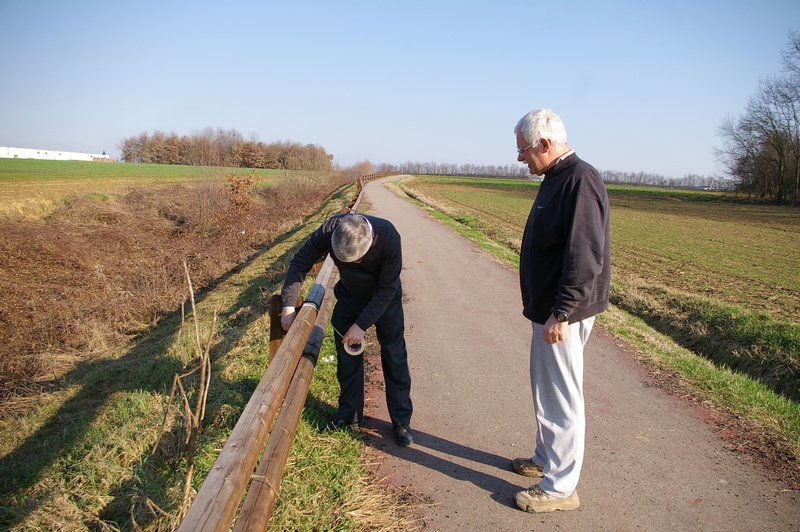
<box><xmin>357</xmin><ymin>176</ymin><xmax>799</xmax><ymax>531</ymax></box>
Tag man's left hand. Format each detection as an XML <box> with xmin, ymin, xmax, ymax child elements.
<box><xmin>543</xmin><ymin>314</ymin><xmax>568</xmax><ymax>344</ymax></box>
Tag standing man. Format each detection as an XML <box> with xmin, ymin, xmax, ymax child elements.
<box><xmin>511</xmin><ymin>109</ymin><xmax>611</xmax><ymax>512</ymax></box>
<box><xmin>280</xmin><ymin>213</ymin><xmax>414</xmax><ymax>446</ymax></box>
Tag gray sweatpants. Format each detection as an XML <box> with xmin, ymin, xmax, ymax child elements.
<box><xmin>529</xmin><ymin>316</ymin><xmax>594</xmax><ymax>497</ymax></box>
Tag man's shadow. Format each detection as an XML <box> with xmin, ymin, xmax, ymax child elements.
<box><xmin>358</xmin><ymin>418</ymin><xmax>525</xmax><ymax>509</ymax></box>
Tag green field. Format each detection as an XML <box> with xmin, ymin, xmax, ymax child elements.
<box><xmin>0</xmin><ymin>159</ymin><xmax>282</xmax><ymax>217</ymax></box>
<box><xmin>396</xmin><ymin>175</ymin><xmax>800</xmax><ymax>465</ymax></box>
<box><xmin>402</xmin><ymin>176</ymin><xmax>800</xmax><ymax>320</ymax></box>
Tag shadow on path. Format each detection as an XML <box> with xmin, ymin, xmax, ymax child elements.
<box><xmin>360</xmin><ymin>418</ymin><xmax>523</xmax><ymax>509</ymax></box>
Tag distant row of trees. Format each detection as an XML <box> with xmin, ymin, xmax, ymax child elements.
<box><xmin>118</xmin><ymin>127</ymin><xmax>333</xmax><ymax>171</ymax></box>
<box><xmin>374</xmin><ymin>161</ymin><xmax>728</xmax><ymax>189</ymax></box>
<box><xmin>376</xmin><ymin>161</ymin><xmax>529</xmax><ymax>178</ymax></box>
<box><xmin>600</xmin><ymin>170</ymin><xmax>729</xmax><ymax>190</ymax></box>
<box><xmin>716</xmin><ymin>31</ymin><xmax>800</xmax><ymax>203</ymax></box>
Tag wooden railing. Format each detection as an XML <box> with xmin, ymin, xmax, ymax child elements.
<box><xmin>177</xmin><ymin>172</ymin><xmax>398</xmax><ymax>532</ymax></box>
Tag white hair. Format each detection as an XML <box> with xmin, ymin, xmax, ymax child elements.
<box><xmin>331</xmin><ymin>215</ymin><xmax>373</xmax><ymax>262</ymax></box>
<box><xmin>514</xmin><ymin>108</ymin><xmax>568</xmax><ymax>149</ymax></box>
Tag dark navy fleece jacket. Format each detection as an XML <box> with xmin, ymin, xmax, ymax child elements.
<box><xmin>519</xmin><ymin>152</ymin><xmax>611</xmax><ymax>324</ymax></box>
<box><xmin>281</xmin><ymin>214</ymin><xmax>402</xmax><ymax>331</ymax></box>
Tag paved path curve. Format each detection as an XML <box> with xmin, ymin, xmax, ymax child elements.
<box><xmin>358</xmin><ymin>176</ymin><xmax>798</xmax><ymax>531</ymax></box>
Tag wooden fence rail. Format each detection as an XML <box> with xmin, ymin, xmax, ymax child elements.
<box><xmin>177</xmin><ymin>172</ymin><xmax>398</xmax><ymax>531</ymax></box>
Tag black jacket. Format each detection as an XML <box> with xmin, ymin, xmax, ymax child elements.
<box><xmin>281</xmin><ymin>214</ymin><xmax>403</xmax><ymax>330</ymax></box>
<box><xmin>519</xmin><ymin>152</ymin><xmax>611</xmax><ymax>324</ymax></box>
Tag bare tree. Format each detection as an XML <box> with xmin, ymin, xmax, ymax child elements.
<box><xmin>163</xmin><ymin>133</ymin><xmax>181</xmax><ymax>165</ymax></box>
<box><xmin>189</xmin><ymin>127</ymin><xmax>219</xmax><ymax>167</ymax></box>
<box><xmin>715</xmin><ymin>31</ymin><xmax>800</xmax><ymax>203</ymax></box>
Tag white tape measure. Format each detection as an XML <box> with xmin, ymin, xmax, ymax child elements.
<box><xmin>332</xmin><ymin>326</ymin><xmax>366</xmax><ymax>356</ymax></box>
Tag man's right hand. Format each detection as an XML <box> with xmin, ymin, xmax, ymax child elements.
<box><xmin>281</xmin><ymin>307</ymin><xmax>297</xmax><ymax>331</ymax></box>
<box><xmin>543</xmin><ymin>313</ymin><xmax>567</xmax><ymax>345</ymax></box>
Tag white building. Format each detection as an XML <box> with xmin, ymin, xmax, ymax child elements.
<box><xmin>0</xmin><ymin>146</ymin><xmax>113</xmax><ymax>162</ymax></box>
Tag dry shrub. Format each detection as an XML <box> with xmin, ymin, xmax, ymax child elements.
<box><xmin>257</xmin><ymin>172</ymin><xmax>346</xmax><ymax>218</ymax></box>
<box><xmin>335</xmin><ymin>160</ymin><xmax>376</xmax><ymax>183</ymax></box>
<box><xmin>0</xmin><ymin>172</ymin><xmax>354</xmax><ymax>411</ymax></box>
<box><xmin>226</xmin><ymin>170</ymin><xmax>257</xmax><ymax>210</ymax></box>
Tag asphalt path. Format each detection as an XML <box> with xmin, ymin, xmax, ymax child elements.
<box><xmin>357</xmin><ymin>176</ymin><xmax>799</xmax><ymax>531</ymax></box>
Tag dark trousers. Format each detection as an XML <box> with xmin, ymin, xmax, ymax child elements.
<box><xmin>330</xmin><ymin>291</ymin><xmax>413</xmax><ymax>428</ymax></box>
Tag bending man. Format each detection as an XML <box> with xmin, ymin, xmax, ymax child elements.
<box><xmin>280</xmin><ymin>213</ymin><xmax>414</xmax><ymax>446</ymax></box>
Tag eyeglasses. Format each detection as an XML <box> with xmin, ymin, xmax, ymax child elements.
<box><xmin>517</xmin><ymin>143</ymin><xmax>534</xmax><ymax>155</ymax></box>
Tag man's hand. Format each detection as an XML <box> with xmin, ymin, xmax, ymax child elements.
<box><xmin>342</xmin><ymin>323</ymin><xmax>366</xmax><ymax>347</ymax></box>
<box><xmin>281</xmin><ymin>307</ymin><xmax>297</xmax><ymax>331</ymax></box>
<box><xmin>543</xmin><ymin>314</ymin><xmax>568</xmax><ymax>345</ymax></box>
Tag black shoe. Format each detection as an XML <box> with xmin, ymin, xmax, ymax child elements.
<box><xmin>394</xmin><ymin>425</ymin><xmax>414</xmax><ymax>446</ymax></box>
<box><xmin>328</xmin><ymin>417</ymin><xmax>363</xmax><ymax>431</ymax></box>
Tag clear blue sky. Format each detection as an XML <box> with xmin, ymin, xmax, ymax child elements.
<box><xmin>1</xmin><ymin>1</ymin><xmax>798</xmax><ymax>178</ymax></box>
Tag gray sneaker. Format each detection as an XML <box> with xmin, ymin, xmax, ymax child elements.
<box><xmin>515</xmin><ymin>485</ymin><xmax>580</xmax><ymax>513</ymax></box>
<box><xmin>511</xmin><ymin>458</ymin><xmax>544</xmax><ymax>478</ymax></box>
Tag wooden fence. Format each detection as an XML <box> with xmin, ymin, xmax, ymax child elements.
<box><xmin>177</xmin><ymin>172</ymin><xmax>398</xmax><ymax>531</ymax></box>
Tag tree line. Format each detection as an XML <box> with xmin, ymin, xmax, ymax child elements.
<box><xmin>118</xmin><ymin>127</ymin><xmax>333</xmax><ymax>171</ymax></box>
<box><xmin>599</xmin><ymin>170</ymin><xmax>729</xmax><ymax>190</ymax></box>
<box><xmin>376</xmin><ymin>161</ymin><xmax>529</xmax><ymax>178</ymax></box>
<box><xmin>716</xmin><ymin>31</ymin><xmax>800</xmax><ymax>203</ymax></box>
<box><xmin>375</xmin><ymin>160</ymin><xmax>726</xmax><ymax>189</ymax></box>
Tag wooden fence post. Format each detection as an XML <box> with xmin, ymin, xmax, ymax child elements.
<box><xmin>269</xmin><ymin>295</ymin><xmax>284</xmax><ymax>358</ymax></box>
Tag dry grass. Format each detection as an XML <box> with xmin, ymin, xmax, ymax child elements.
<box><xmin>267</xmin><ymin>423</ymin><xmax>423</xmax><ymax>531</ymax></box>
<box><xmin>0</xmin><ymin>161</ymin><xmax>433</xmax><ymax>532</ymax></box>
<box><xmin>0</xmin><ymin>171</ymin><xmax>353</xmax><ymax>415</ymax></box>
<box><xmin>0</xmin><ymin>166</ymin><xmax>423</xmax><ymax>531</ymax></box>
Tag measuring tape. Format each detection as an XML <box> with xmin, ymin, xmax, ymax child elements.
<box><xmin>331</xmin><ymin>325</ymin><xmax>365</xmax><ymax>356</ymax></box>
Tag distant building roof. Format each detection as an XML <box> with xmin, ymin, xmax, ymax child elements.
<box><xmin>0</xmin><ymin>146</ymin><xmax>112</xmax><ymax>162</ymax></box>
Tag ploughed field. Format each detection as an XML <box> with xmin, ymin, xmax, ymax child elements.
<box><xmin>399</xmin><ymin>176</ymin><xmax>800</xmax><ymax>402</ymax></box>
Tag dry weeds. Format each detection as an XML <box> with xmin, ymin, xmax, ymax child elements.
<box><xmin>0</xmin><ymin>172</ymin><xmax>352</xmax><ymax>415</ymax></box>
